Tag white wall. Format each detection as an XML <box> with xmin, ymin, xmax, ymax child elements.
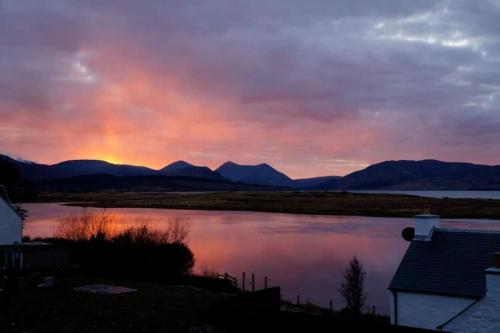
<box><xmin>444</xmin><ymin>270</ymin><xmax>500</xmax><ymax>333</ymax></box>
<box><xmin>392</xmin><ymin>291</ymin><xmax>475</xmax><ymax>330</ymax></box>
<box><xmin>0</xmin><ymin>198</ymin><xmax>23</xmax><ymax>245</ymax></box>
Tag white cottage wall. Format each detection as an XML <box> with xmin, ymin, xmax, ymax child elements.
<box><xmin>444</xmin><ymin>269</ymin><xmax>500</xmax><ymax>333</ymax></box>
<box><xmin>392</xmin><ymin>291</ymin><xmax>475</xmax><ymax>330</ymax></box>
<box><xmin>0</xmin><ymin>198</ymin><xmax>23</xmax><ymax>245</ymax></box>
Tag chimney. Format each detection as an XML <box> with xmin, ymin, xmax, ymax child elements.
<box><xmin>485</xmin><ymin>252</ymin><xmax>500</xmax><ymax>297</ymax></box>
<box><xmin>413</xmin><ymin>214</ymin><xmax>440</xmax><ymax>240</ymax></box>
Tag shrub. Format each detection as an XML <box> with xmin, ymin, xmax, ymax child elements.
<box><xmin>54</xmin><ymin>209</ymin><xmax>194</xmax><ymax>279</ymax></box>
<box><xmin>54</xmin><ymin>208</ymin><xmax>119</xmax><ymax>241</ymax></box>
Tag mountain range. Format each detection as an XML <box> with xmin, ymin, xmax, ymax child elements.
<box><xmin>3</xmin><ymin>154</ymin><xmax>500</xmax><ymax>191</ymax></box>
<box><xmin>317</xmin><ymin>159</ymin><xmax>500</xmax><ymax>190</ymax></box>
<box><xmin>0</xmin><ymin>156</ymin><xmax>320</xmax><ymax>190</ymax></box>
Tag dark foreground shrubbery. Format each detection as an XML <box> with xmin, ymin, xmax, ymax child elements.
<box><xmin>64</xmin><ymin>234</ymin><xmax>194</xmax><ymax>279</ymax></box>
<box><xmin>43</xmin><ymin>209</ymin><xmax>195</xmax><ymax>280</ymax></box>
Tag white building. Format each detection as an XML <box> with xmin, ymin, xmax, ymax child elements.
<box><xmin>389</xmin><ymin>214</ymin><xmax>500</xmax><ymax>332</ymax></box>
<box><xmin>0</xmin><ymin>185</ymin><xmax>23</xmax><ymax>245</ymax></box>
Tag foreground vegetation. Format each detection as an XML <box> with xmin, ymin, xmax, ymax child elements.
<box><xmin>0</xmin><ymin>277</ymin><xmax>228</xmax><ymax>333</ymax></box>
<box><xmin>35</xmin><ymin>191</ymin><xmax>500</xmax><ymax>219</ymax></box>
<box><xmin>32</xmin><ymin>210</ymin><xmax>195</xmax><ymax>279</ymax></box>
<box><xmin>0</xmin><ymin>276</ymin><xmax>438</xmax><ymax>333</ymax></box>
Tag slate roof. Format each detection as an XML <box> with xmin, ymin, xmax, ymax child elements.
<box><xmin>389</xmin><ymin>228</ymin><xmax>500</xmax><ymax>298</ymax></box>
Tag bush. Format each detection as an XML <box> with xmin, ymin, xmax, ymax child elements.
<box><xmin>54</xmin><ymin>209</ymin><xmax>120</xmax><ymax>241</ymax></box>
<box><xmin>53</xmin><ymin>209</ymin><xmax>195</xmax><ymax>279</ymax></box>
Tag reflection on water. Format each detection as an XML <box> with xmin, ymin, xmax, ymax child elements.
<box><xmin>21</xmin><ymin>203</ymin><xmax>500</xmax><ymax>314</ymax></box>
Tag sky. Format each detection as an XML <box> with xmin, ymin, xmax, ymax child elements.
<box><xmin>1</xmin><ymin>1</ymin><xmax>499</xmax><ymax>178</ymax></box>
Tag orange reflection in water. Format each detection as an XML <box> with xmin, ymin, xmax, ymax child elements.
<box><xmin>22</xmin><ymin>203</ymin><xmax>500</xmax><ymax>314</ymax></box>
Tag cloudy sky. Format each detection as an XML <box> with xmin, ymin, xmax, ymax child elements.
<box><xmin>1</xmin><ymin>1</ymin><xmax>499</xmax><ymax>177</ymax></box>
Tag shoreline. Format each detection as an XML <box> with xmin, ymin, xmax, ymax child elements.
<box><xmin>25</xmin><ymin>191</ymin><xmax>500</xmax><ymax>220</ymax></box>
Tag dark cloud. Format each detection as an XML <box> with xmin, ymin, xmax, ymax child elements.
<box><xmin>0</xmin><ymin>0</ymin><xmax>499</xmax><ymax>176</ymax></box>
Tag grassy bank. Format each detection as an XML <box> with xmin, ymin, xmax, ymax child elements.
<box><xmin>33</xmin><ymin>191</ymin><xmax>500</xmax><ymax>219</ymax></box>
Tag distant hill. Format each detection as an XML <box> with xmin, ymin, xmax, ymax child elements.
<box><xmin>33</xmin><ymin>174</ymin><xmax>280</xmax><ymax>192</ymax></box>
<box><xmin>160</xmin><ymin>161</ymin><xmax>225</xmax><ymax>181</ymax></box>
<box><xmin>216</xmin><ymin>161</ymin><xmax>294</xmax><ymax>187</ymax></box>
<box><xmin>3</xmin><ymin>156</ymin><xmax>226</xmax><ymax>182</ymax></box>
<box><xmin>292</xmin><ymin>176</ymin><xmax>341</xmax><ymax>189</ymax></box>
<box><xmin>316</xmin><ymin>159</ymin><xmax>500</xmax><ymax>190</ymax></box>
<box><xmin>163</xmin><ymin>166</ymin><xmax>225</xmax><ymax>181</ymax></box>
<box><xmin>3</xmin><ymin>154</ymin><xmax>340</xmax><ymax>189</ymax></box>
<box><xmin>6</xmin><ymin>153</ymin><xmax>500</xmax><ymax>192</ymax></box>
<box><xmin>7</xmin><ymin>158</ymin><xmax>156</xmax><ymax>181</ymax></box>
<box><xmin>1</xmin><ymin>155</ymin><xmax>286</xmax><ymax>192</ymax></box>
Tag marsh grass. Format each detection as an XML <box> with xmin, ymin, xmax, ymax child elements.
<box><xmin>55</xmin><ymin>208</ymin><xmax>120</xmax><ymax>241</ymax></box>
<box><xmin>51</xmin><ymin>209</ymin><xmax>194</xmax><ymax>278</ymax></box>
<box><xmin>37</xmin><ymin>191</ymin><xmax>500</xmax><ymax>219</ymax></box>
<box><xmin>55</xmin><ymin>208</ymin><xmax>191</xmax><ymax>245</ymax></box>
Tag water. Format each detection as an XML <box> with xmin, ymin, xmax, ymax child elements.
<box><xmin>20</xmin><ymin>203</ymin><xmax>500</xmax><ymax>314</ymax></box>
<box><xmin>352</xmin><ymin>190</ymin><xmax>500</xmax><ymax>200</ymax></box>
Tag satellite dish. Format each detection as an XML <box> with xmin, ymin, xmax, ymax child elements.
<box><xmin>402</xmin><ymin>227</ymin><xmax>415</xmax><ymax>242</ymax></box>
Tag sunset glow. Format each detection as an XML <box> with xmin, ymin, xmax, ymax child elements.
<box><xmin>1</xmin><ymin>1</ymin><xmax>499</xmax><ymax>177</ymax></box>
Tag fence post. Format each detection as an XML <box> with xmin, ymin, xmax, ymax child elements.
<box><xmin>296</xmin><ymin>295</ymin><xmax>300</xmax><ymax>305</ymax></box>
<box><xmin>372</xmin><ymin>305</ymin><xmax>376</xmax><ymax>315</ymax></box>
<box><xmin>329</xmin><ymin>300</ymin><xmax>333</xmax><ymax>311</ymax></box>
<box><xmin>242</xmin><ymin>272</ymin><xmax>246</xmax><ymax>291</ymax></box>
<box><xmin>251</xmin><ymin>273</ymin><xmax>255</xmax><ymax>292</ymax></box>
<box><xmin>264</xmin><ymin>276</ymin><xmax>268</xmax><ymax>289</ymax></box>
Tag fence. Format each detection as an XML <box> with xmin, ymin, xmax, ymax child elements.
<box><xmin>215</xmin><ymin>271</ymin><xmax>377</xmax><ymax>314</ymax></box>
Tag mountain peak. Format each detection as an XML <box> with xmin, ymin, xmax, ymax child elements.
<box><xmin>219</xmin><ymin>161</ymin><xmax>271</xmax><ymax>169</ymax></box>
<box><xmin>53</xmin><ymin>159</ymin><xmax>114</xmax><ymax>167</ymax></box>
<box><xmin>160</xmin><ymin>161</ymin><xmax>225</xmax><ymax>181</ymax></box>
<box><xmin>257</xmin><ymin>162</ymin><xmax>272</xmax><ymax>169</ymax></box>
<box><xmin>216</xmin><ymin>161</ymin><xmax>292</xmax><ymax>187</ymax></box>
<box><xmin>219</xmin><ymin>161</ymin><xmax>238</xmax><ymax>167</ymax></box>
<box><xmin>161</xmin><ymin>160</ymin><xmax>194</xmax><ymax>172</ymax></box>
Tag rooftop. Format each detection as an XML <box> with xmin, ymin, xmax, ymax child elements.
<box><xmin>389</xmin><ymin>228</ymin><xmax>500</xmax><ymax>298</ymax></box>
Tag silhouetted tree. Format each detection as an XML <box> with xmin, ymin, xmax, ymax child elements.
<box><xmin>339</xmin><ymin>256</ymin><xmax>366</xmax><ymax>315</ymax></box>
<box><xmin>0</xmin><ymin>155</ymin><xmax>36</xmax><ymax>202</ymax></box>
<box><xmin>0</xmin><ymin>155</ymin><xmax>21</xmax><ymax>195</ymax></box>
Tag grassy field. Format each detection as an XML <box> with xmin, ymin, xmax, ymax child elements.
<box><xmin>0</xmin><ymin>277</ymin><xmax>229</xmax><ymax>333</ymax></box>
<box><xmin>0</xmin><ymin>276</ymin><xmax>437</xmax><ymax>333</ymax></box>
<box><xmin>34</xmin><ymin>191</ymin><xmax>500</xmax><ymax>219</ymax></box>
